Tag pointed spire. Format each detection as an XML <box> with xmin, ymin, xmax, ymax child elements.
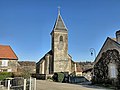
<box><xmin>52</xmin><ymin>7</ymin><xmax>67</xmax><ymax>31</ymax></box>
<box><xmin>58</xmin><ymin>6</ymin><xmax>60</xmax><ymax>15</ymax></box>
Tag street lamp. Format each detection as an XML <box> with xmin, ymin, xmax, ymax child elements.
<box><xmin>89</xmin><ymin>48</ymin><xmax>96</xmax><ymax>78</ymax></box>
<box><xmin>89</xmin><ymin>48</ymin><xmax>96</xmax><ymax>60</ymax></box>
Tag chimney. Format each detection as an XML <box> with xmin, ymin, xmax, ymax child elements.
<box><xmin>116</xmin><ymin>30</ymin><xmax>120</xmax><ymax>43</ymax></box>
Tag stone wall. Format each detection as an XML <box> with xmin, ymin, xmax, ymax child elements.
<box><xmin>53</xmin><ymin>31</ymin><xmax>69</xmax><ymax>73</ymax></box>
<box><xmin>0</xmin><ymin>60</ymin><xmax>18</xmax><ymax>72</ymax></box>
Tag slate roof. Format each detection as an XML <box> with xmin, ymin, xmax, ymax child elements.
<box><xmin>37</xmin><ymin>50</ymin><xmax>53</xmax><ymax>64</ymax></box>
<box><xmin>51</xmin><ymin>13</ymin><xmax>67</xmax><ymax>34</ymax></box>
<box><xmin>0</xmin><ymin>45</ymin><xmax>18</xmax><ymax>60</ymax></box>
<box><xmin>54</xmin><ymin>14</ymin><xmax>67</xmax><ymax>30</ymax></box>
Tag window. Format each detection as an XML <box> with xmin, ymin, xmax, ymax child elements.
<box><xmin>60</xmin><ymin>36</ymin><xmax>63</xmax><ymax>42</ymax></box>
<box><xmin>109</xmin><ymin>63</ymin><xmax>117</xmax><ymax>78</ymax></box>
<box><xmin>2</xmin><ymin>60</ymin><xmax>8</xmax><ymax>66</ymax></box>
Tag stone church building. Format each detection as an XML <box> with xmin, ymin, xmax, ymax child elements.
<box><xmin>93</xmin><ymin>30</ymin><xmax>120</xmax><ymax>86</ymax></box>
<box><xmin>36</xmin><ymin>11</ymin><xmax>75</xmax><ymax>75</ymax></box>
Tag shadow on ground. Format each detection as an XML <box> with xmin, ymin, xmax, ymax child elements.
<box><xmin>72</xmin><ymin>81</ymin><xmax>114</xmax><ymax>90</ymax></box>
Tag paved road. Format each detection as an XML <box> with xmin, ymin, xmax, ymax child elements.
<box><xmin>36</xmin><ymin>80</ymin><xmax>113</xmax><ymax>90</ymax></box>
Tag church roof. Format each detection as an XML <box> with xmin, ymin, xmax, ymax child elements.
<box><xmin>53</xmin><ymin>14</ymin><xmax>67</xmax><ymax>30</ymax></box>
<box><xmin>37</xmin><ymin>50</ymin><xmax>53</xmax><ymax>64</ymax></box>
<box><xmin>51</xmin><ymin>10</ymin><xmax>67</xmax><ymax>34</ymax></box>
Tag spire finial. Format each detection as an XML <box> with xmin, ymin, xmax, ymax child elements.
<box><xmin>58</xmin><ymin>6</ymin><xmax>60</xmax><ymax>15</ymax></box>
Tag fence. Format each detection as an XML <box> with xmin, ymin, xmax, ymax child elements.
<box><xmin>0</xmin><ymin>77</ymin><xmax>36</xmax><ymax>90</ymax></box>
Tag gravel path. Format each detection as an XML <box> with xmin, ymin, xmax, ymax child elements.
<box><xmin>36</xmin><ymin>80</ymin><xmax>113</xmax><ymax>90</ymax></box>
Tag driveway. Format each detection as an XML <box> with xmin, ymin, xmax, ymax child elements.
<box><xmin>36</xmin><ymin>80</ymin><xmax>113</xmax><ymax>90</ymax></box>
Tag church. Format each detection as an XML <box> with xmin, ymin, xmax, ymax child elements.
<box><xmin>36</xmin><ymin>10</ymin><xmax>76</xmax><ymax>75</ymax></box>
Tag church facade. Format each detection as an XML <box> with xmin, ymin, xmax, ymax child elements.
<box><xmin>36</xmin><ymin>11</ymin><xmax>75</xmax><ymax>75</ymax></box>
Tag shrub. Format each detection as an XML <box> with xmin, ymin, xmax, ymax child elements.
<box><xmin>57</xmin><ymin>72</ymin><xmax>64</xmax><ymax>82</ymax></box>
<box><xmin>21</xmin><ymin>71</ymin><xmax>31</xmax><ymax>79</ymax></box>
<box><xmin>12</xmin><ymin>72</ymin><xmax>23</xmax><ymax>77</ymax></box>
<box><xmin>0</xmin><ymin>72</ymin><xmax>12</xmax><ymax>80</ymax></box>
<box><xmin>52</xmin><ymin>72</ymin><xmax>64</xmax><ymax>82</ymax></box>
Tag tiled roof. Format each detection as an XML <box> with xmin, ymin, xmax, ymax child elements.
<box><xmin>0</xmin><ymin>45</ymin><xmax>18</xmax><ymax>60</ymax></box>
<box><xmin>75</xmin><ymin>62</ymin><xmax>93</xmax><ymax>72</ymax></box>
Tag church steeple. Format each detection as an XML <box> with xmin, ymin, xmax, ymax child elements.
<box><xmin>51</xmin><ymin>8</ymin><xmax>69</xmax><ymax>73</ymax></box>
<box><xmin>52</xmin><ymin>7</ymin><xmax>67</xmax><ymax>32</ymax></box>
<box><xmin>58</xmin><ymin>6</ymin><xmax>60</xmax><ymax>15</ymax></box>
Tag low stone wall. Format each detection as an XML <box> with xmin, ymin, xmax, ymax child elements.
<box><xmin>32</xmin><ymin>74</ymin><xmax>46</xmax><ymax>80</ymax></box>
<box><xmin>69</xmin><ymin>76</ymin><xmax>88</xmax><ymax>83</ymax></box>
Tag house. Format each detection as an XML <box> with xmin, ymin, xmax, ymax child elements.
<box><xmin>83</xmin><ymin>68</ymin><xmax>93</xmax><ymax>81</ymax></box>
<box><xmin>74</xmin><ymin>62</ymin><xmax>93</xmax><ymax>77</ymax></box>
<box><xmin>0</xmin><ymin>45</ymin><xmax>18</xmax><ymax>72</ymax></box>
<box><xmin>74</xmin><ymin>62</ymin><xmax>83</xmax><ymax>76</ymax></box>
<box><xmin>73</xmin><ymin>61</ymin><xmax>93</xmax><ymax>80</ymax></box>
<box><xmin>93</xmin><ymin>30</ymin><xmax>120</xmax><ymax>86</ymax></box>
<box><xmin>36</xmin><ymin>10</ymin><xmax>75</xmax><ymax>75</ymax></box>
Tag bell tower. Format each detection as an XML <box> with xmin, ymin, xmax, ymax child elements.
<box><xmin>51</xmin><ymin>8</ymin><xmax>69</xmax><ymax>73</ymax></box>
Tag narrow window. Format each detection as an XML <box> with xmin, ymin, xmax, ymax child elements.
<box><xmin>60</xmin><ymin>36</ymin><xmax>63</xmax><ymax>42</ymax></box>
<box><xmin>109</xmin><ymin>63</ymin><xmax>117</xmax><ymax>78</ymax></box>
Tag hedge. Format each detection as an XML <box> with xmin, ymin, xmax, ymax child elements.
<box><xmin>0</xmin><ymin>72</ymin><xmax>12</xmax><ymax>80</ymax></box>
<box><xmin>52</xmin><ymin>72</ymin><xmax>64</xmax><ymax>82</ymax></box>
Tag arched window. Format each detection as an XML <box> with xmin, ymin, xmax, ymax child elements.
<box><xmin>60</xmin><ymin>36</ymin><xmax>63</xmax><ymax>42</ymax></box>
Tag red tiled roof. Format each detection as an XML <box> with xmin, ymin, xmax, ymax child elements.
<box><xmin>0</xmin><ymin>45</ymin><xmax>18</xmax><ymax>60</ymax></box>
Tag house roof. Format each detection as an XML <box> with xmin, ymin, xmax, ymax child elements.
<box><xmin>0</xmin><ymin>45</ymin><xmax>18</xmax><ymax>60</ymax></box>
<box><xmin>75</xmin><ymin>62</ymin><xmax>93</xmax><ymax>72</ymax></box>
<box><xmin>76</xmin><ymin>67</ymin><xmax>83</xmax><ymax>72</ymax></box>
<box><xmin>94</xmin><ymin>37</ymin><xmax>120</xmax><ymax>65</ymax></box>
<box><xmin>83</xmin><ymin>68</ymin><xmax>93</xmax><ymax>73</ymax></box>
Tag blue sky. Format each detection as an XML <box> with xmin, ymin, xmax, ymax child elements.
<box><xmin>0</xmin><ymin>0</ymin><xmax>120</xmax><ymax>62</ymax></box>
